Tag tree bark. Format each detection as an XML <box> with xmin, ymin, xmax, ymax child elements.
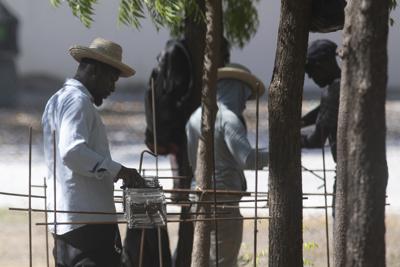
<box><xmin>185</xmin><ymin>0</ymin><xmax>206</xmax><ymax>115</ymax></box>
<box><xmin>334</xmin><ymin>0</ymin><xmax>389</xmax><ymax>266</ymax></box>
<box><xmin>268</xmin><ymin>0</ymin><xmax>311</xmax><ymax>266</ymax></box>
<box><xmin>190</xmin><ymin>0</ymin><xmax>222</xmax><ymax>266</ymax></box>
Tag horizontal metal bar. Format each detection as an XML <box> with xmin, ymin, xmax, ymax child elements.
<box><xmin>303</xmin><ymin>206</ymin><xmax>333</xmax><ymax>209</ymax></box>
<box><xmin>0</xmin><ymin>191</ymin><xmax>45</xmax><ymax>199</ymax></box>
<box><xmin>31</xmin><ymin>185</ymin><xmax>46</xmax><ymax>188</ymax></box>
<box><xmin>9</xmin><ymin>207</ymin><xmax>230</xmax><ymax>216</ymax></box>
<box><xmin>303</xmin><ymin>193</ymin><xmax>334</xmax><ymax>196</ymax></box>
<box><xmin>36</xmin><ymin>216</ymin><xmax>271</xmax><ymax>226</ymax></box>
<box><xmin>167</xmin><ymin>216</ymin><xmax>271</xmax><ymax>223</ymax></box>
<box><xmin>164</xmin><ymin>189</ymin><xmax>252</xmax><ymax>196</ymax></box>
<box><xmin>10</xmin><ymin>207</ymin><xmax>124</xmax><ymax>215</ymax></box>
<box><xmin>165</xmin><ymin>203</ymin><xmax>269</xmax><ymax>209</ymax></box>
<box><xmin>165</xmin><ymin>199</ymin><xmax>269</xmax><ymax>205</ymax></box>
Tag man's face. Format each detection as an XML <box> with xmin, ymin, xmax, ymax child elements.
<box><xmin>92</xmin><ymin>63</ymin><xmax>120</xmax><ymax>106</ymax></box>
<box><xmin>305</xmin><ymin>61</ymin><xmax>330</xmax><ymax>88</ymax></box>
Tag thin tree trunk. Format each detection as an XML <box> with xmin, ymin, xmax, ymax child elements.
<box><xmin>185</xmin><ymin>0</ymin><xmax>206</xmax><ymax>115</ymax></box>
<box><xmin>268</xmin><ymin>0</ymin><xmax>311</xmax><ymax>265</ymax></box>
<box><xmin>171</xmin><ymin>141</ymin><xmax>195</xmax><ymax>267</ymax></box>
<box><xmin>190</xmin><ymin>1</ymin><xmax>222</xmax><ymax>267</ymax></box>
<box><xmin>334</xmin><ymin>0</ymin><xmax>389</xmax><ymax>266</ymax></box>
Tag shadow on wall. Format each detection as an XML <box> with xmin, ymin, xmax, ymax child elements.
<box><xmin>11</xmin><ymin>73</ymin><xmax>147</xmax><ymax>111</ymax></box>
<box><xmin>0</xmin><ymin>1</ymin><xmax>18</xmax><ymax>108</ymax></box>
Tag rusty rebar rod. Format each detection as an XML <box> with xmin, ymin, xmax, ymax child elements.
<box><xmin>156</xmin><ymin>176</ymin><xmax>189</xmax><ymax>180</ymax></box>
<box><xmin>0</xmin><ymin>190</ymin><xmax>335</xmax><ymax>199</ymax></box>
<box><xmin>165</xmin><ymin>198</ymin><xmax>269</xmax><ymax>205</ymax></box>
<box><xmin>321</xmin><ymin>141</ymin><xmax>330</xmax><ymax>267</ymax></box>
<box><xmin>53</xmin><ymin>130</ymin><xmax>58</xmax><ymax>265</ymax></box>
<box><xmin>9</xmin><ymin>207</ymin><xmax>125</xmax><ymax>215</ymax></box>
<box><xmin>303</xmin><ymin>206</ymin><xmax>333</xmax><ymax>209</ymax></box>
<box><xmin>302</xmin><ymin>165</ymin><xmax>324</xmax><ymax>181</ymax></box>
<box><xmin>166</xmin><ymin>203</ymin><xmax>269</xmax><ymax>209</ymax></box>
<box><xmin>0</xmin><ymin>191</ymin><xmax>45</xmax><ymax>199</ymax></box>
<box><xmin>10</xmin><ymin>207</ymin><xmax>230</xmax><ymax>216</ymax></box>
<box><xmin>166</xmin><ymin>216</ymin><xmax>271</xmax><ymax>223</ymax></box>
<box><xmin>157</xmin><ymin>227</ymin><xmax>163</xmax><ymax>267</ymax></box>
<box><xmin>31</xmin><ymin>185</ymin><xmax>46</xmax><ymax>188</ymax></box>
<box><xmin>253</xmin><ymin>83</ymin><xmax>260</xmax><ymax>267</ymax></box>
<box><xmin>114</xmin><ymin>195</ymin><xmax>268</xmax><ymax>204</ymax></box>
<box><xmin>303</xmin><ymin>168</ymin><xmax>336</xmax><ymax>172</ymax></box>
<box><xmin>163</xmin><ymin>188</ymin><xmax>252</xmax><ymax>196</ymax></box>
<box><xmin>36</xmin><ymin>216</ymin><xmax>271</xmax><ymax>226</ymax></box>
<box><xmin>139</xmin><ymin>229</ymin><xmax>145</xmax><ymax>267</ymax></box>
<box><xmin>43</xmin><ymin>178</ymin><xmax>50</xmax><ymax>267</ymax></box>
<box><xmin>28</xmin><ymin>127</ymin><xmax>33</xmax><ymax>267</ymax></box>
<box><xmin>141</xmin><ymin>168</ymin><xmax>179</xmax><ymax>172</ymax></box>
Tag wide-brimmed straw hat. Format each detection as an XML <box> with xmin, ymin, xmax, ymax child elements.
<box><xmin>69</xmin><ymin>37</ymin><xmax>135</xmax><ymax>77</ymax></box>
<box><xmin>218</xmin><ymin>63</ymin><xmax>265</xmax><ymax>99</ymax></box>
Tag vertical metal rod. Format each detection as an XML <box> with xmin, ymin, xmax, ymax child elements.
<box><xmin>321</xmin><ymin>138</ymin><xmax>331</xmax><ymax>267</ymax></box>
<box><xmin>28</xmin><ymin>127</ymin><xmax>33</xmax><ymax>267</ymax></box>
<box><xmin>44</xmin><ymin>178</ymin><xmax>50</xmax><ymax>267</ymax></box>
<box><xmin>212</xmin><ymin>104</ymin><xmax>219</xmax><ymax>267</ymax></box>
<box><xmin>157</xmin><ymin>227</ymin><xmax>163</xmax><ymax>267</ymax></box>
<box><xmin>151</xmin><ymin>72</ymin><xmax>163</xmax><ymax>267</ymax></box>
<box><xmin>139</xmin><ymin>229</ymin><xmax>146</xmax><ymax>267</ymax></box>
<box><xmin>53</xmin><ymin>130</ymin><xmax>58</xmax><ymax>266</ymax></box>
<box><xmin>151</xmin><ymin>78</ymin><xmax>159</xmax><ymax>177</ymax></box>
<box><xmin>253</xmin><ymin>85</ymin><xmax>260</xmax><ymax>267</ymax></box>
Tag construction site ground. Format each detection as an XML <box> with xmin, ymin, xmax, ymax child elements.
<box><xmin>1</xmin><ymin>76</ymin><xmax>399</xmax><ymax>266</ymax></box>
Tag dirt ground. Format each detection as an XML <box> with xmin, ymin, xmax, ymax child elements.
<box><xmin>0</xmin><ymin>210</ymin><xmax>399</xmax><ymax>267</ymax></box>
<box><xmin>1</xmin><ymin>76</ymin><xmax>399</xmax><ymax>266</ymax></box>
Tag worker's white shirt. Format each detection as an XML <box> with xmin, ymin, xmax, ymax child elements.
<box><xmin>42</xmin><ymin>79</ymin><xmax>121</xmax><ymax>235</ymax></box>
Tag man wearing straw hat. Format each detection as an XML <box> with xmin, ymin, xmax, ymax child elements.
<box><xmin>42</xmin><ymin>37</ymin><xmax>144</xmax><ymax>267</ymax></box>
<box><xmin>186</xmin><ymin>63</ymin><xmax>269</xmax><ymax>267</ymax></box>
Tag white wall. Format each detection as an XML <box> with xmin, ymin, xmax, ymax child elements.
<box><xmin>3</xmin><ymin>0</ymin><xmax>400</xmax><ymax>87</ymax></box>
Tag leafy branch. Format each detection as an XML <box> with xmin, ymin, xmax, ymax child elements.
<box><xmin>389</xmin><ymin>0</ymin><xmax>397</xmax><ymax>25</ymax></box>
<box><xmin>49</xmin><ymin>0</ymin><xmax>261</xmax><ymax>48</ymax></box>
<box><xmin>223</xmin><ymin>0</ymin><xmax>260</xmax><ymax>48</ymax></box>
<box><xmin>50</xmin><ymin>0</ymin><xmax>98</xmax><ymax>28</ymax></box>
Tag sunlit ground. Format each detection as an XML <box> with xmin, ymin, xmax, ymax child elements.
<box><xmin>0</xmin><ymin>211</ymin><xmax>399</xmax><ymax>267</ymax></box>
<box><xmin>1</xmin><ymin>78</ymin><xmax>399</xmax><ymax>266</ymax></box>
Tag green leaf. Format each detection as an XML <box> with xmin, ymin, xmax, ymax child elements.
<box><xmin>223</xmin><ymin>0</ymin><xmax>260</xmax><ymax>48</ymax></box>
<box><xmin>50</xmin><ymin>0</ymin><xmax>61</xmax><ymax>7</ymax></box>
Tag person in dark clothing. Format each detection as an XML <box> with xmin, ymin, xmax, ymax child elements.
<box><xmin>301</xmin><ymin>39</ymin><xmax>341</xmax><ymax>216</ymax></box>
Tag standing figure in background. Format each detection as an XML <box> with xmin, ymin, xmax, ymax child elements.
<box><xmin>42</xmin><ymin>38</ymin><xmax>144</xmax><ymax>267</ymax></box>
<box><xmin>122</xmin><ymin>38</ymin><xmax>192</xmax><ymax>267</ymax></box>
<box><xmin>186</xmin><ymin>63</ymin><xmax>269</xmax><ymax>267</ymax></box>
<box><xmin>136</xmin><ymin>37</ymin><xmax>231</xmax><ymax>267</ymax></box>
<box><xmin>301</xmin><ymin>39</ymin><xmax>341</xmax><ymax>216</ymax></box>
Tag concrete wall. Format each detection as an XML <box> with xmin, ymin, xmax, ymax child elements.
<box><xmin>2</xmin><ymin>0</ymin><xmax>400</xmax><ymax>87</ymax></box>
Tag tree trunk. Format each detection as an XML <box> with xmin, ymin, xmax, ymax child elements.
<box><xmin>334</xmin><ymin>0</ymin><xmax>389</xmax><ymax>266</ymax></box>
<box><xmin>170</xmin><ymin>141</ymin><xmax>195</xmax><ymax>267</ymax></box>
<box><xmin>268</xmin><ymin>0</ymin><xmax>311</xmax><ymax>266</ymax></box>
<box><xmin>169</xmin><ymin>2</ymin><xmax>207</xmax><ymax>267</ymax></box>
<box><xmin>185</xmin><ymin>0</ymin><xmax>206</xmax><ymax>115</ymax></box>
<box><xmin>190</xmin><ymin>0</ymin><xmax>222</xmax><ymax>266</ymax></box>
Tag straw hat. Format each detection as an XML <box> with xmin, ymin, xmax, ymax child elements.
<box><xmin>69</xmin><ymin>37</ymin><xmax>135</xmax><ymax>77</ymax></box>
<box><xmin>218</xmin><ymin>63</ymin><xmax>265</xmax><ymax>99</ymax></box>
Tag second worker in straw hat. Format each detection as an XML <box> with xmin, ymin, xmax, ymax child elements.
<box><xmin>186</xmin><ymin>63</ymin><xmax>269</xmax><ymax>267</ymax></box>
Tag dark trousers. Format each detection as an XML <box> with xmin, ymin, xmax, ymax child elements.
<box><xmin>121</xmin><ymin>228</ymin><xmax>171</xmax><ymax>267</ymax></box>
<box><xmin>172</xmin><ymin>206</ymin><xmax>194</xmax><ymax>267</ymax></box>
<box><xmin>53</xmin><ymin>224</ymin><xmax>122</xmax><ymax>267</ymax></box>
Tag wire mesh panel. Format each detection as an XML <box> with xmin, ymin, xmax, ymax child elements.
<box><xmin>124</xmin><ymin>177</ymin><xmax>167</xmax><ymax>229</ymax></box>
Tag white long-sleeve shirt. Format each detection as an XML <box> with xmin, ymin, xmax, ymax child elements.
<box><xmin>42</xmin><ymin>79</ymin><xmax>121</xmax><ymax>234</ymax></box>
<box><xmin>186</xmin><ymin>105</ymin><xmax>268</xmax><ymax>192</ymax></box>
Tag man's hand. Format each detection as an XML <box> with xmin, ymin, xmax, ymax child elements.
<box><xmin>115</xmin><ymin>166</ymin><xmax>145</xmax><ymax>188</ymax></box>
